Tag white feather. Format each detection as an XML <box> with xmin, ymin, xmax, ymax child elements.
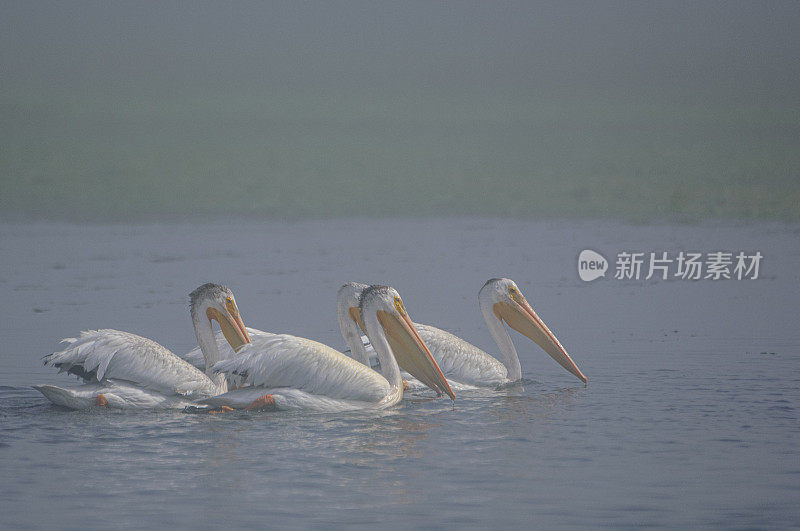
<box><xmin>181</xmin><ymin>327</ymin><xmax>261</xmax><ymax>371</ymax></box>
<box><xmin>351</xmin><ymin>324</ymin><xmax>507</xmax><ymax>387</ymax></box>
<box><xmin>34</xmin><ymin>382</ymin><xmax>196</xmax><ymax>410</ymax></box>
<box><xmin>212</xmin><ymin>333</ymin><xmax>390</xmax><ymax>405</ymax></box>
<box><xmin>415</xmin><ymin>324</ymin><xmax>508</xmax><ymax>386</ymax></box>
<box><xmin>200</xmin><ymin>387</ymin><xmax>375</xmax><ymax>412</ymax></box>
<box><xmin>40</xmin><ymin>329</ymin><xmax>219</xmax><ymax>405</ymax></box>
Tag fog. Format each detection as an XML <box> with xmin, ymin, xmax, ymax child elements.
<box><xmin>2</xmin><ymin>1</ymin><xmax>799</xmax><ymax>220</ymax></box>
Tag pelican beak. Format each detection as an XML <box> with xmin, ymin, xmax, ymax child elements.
<box><xmin>207</xmin><ymin>304</ymin><xmax>252</xmax><ymax>352</ymax></box>
<box><xmin>494</xmin><ymin>296</ymin><xmax>587</xmax><ymax>383</ymax></box>
<box><xmin>349</xmin><ymin>306</ymin><xmax>366</xmax><ymax>334</ymax></box>
<box><xmin>377</xmin><ymin>309</ymin><xmax>456</xmax><ymax>400</ymax></box>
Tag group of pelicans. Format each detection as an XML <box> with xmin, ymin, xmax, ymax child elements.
<box><xmin>35</xmin><ymin>278</ymin><xmax>587</xmax><ymax>413</ymax></box>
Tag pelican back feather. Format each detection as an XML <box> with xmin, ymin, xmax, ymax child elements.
<box><xmin>212</xmin><ymin>333</ymin><xmax>391</xmax><ymax>403</ymax></box>
<box><xmin>414</xmin><ymin>323</ymin><xmax>508</xmax><ymax>386</ymax></box>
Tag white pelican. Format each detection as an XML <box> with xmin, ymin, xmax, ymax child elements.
<box><xmin>34</xmin><ymin>283</ymin><xmax>251</xmax><ymax>409</ymax></box>
<box><xmin>184</xmin><ymin>282</ymin><xmax>376</xmax><ymax>379</ymax></box>
<box><xmin>345</xmin><ymin>278</ymin><xmax>587</xmax><ymax>387</ymax></box>
<box><xmin>197</xmin><ymin>285</ymin><xmax>455</xmax><ymax>412</ymax></box>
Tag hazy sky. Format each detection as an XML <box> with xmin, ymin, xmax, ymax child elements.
<box><xmin>3</xmin><ymin>1</ymin><xmax>799</xmax><ymax>98</ymax></box>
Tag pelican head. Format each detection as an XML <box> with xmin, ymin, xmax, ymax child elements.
<box><xmin>479</xmin><ymin>278</ymin><xmax>587</xmax><ymax>383</ymax></box>
<box><xmin>360</xmin><ymin>285</ymin><xmax>455</xmax><ymax>399</ymax></box>
<box><xmin>338</xmin><ymin>281</ymin><xmax>368</xmax><ymax>332</ymax></box>
<box><xmin>190</xmin><ymin>283</ymin><xmax>252</xmax><ymax>352</ymax></box>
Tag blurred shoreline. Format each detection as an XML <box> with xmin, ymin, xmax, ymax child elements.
<box><xmin>3</xmin><ymin>3</ymin><xmax>798</xmax><ymax>223</ymax></box>
<box><xmin>4</xmin><ymin>88</ymin><xmax>798</xmax><ymax>223</ymax></box>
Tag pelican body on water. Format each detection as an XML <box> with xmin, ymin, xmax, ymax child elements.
<box><xmin>34</xmin><ymin>284</ymin><xmax>251</xmax><ymax>409</ymax></box>
<box><xmin>196</xmin><ymin>285</ymin><xmax>454</xmax><ymax>412</ymax></box>
<box><xmin>343</xmin><ymin>278</ymin><xmax>587</xmax><ymax>388</ymax></box>
<box><xmin>34</xmin><ymin>277</ymin><xmax>584</xmax><ymax>412</ymax></box>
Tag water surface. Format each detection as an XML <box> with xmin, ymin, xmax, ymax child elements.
<box><xmin>1</xmin><ymin>219</ymin><xmax>798</xmax><ymax>527</ymax></box>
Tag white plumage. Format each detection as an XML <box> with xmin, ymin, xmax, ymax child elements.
<box><xmin>217</xmin><ymin>333</ymin><xmax>390</xmax><ymax>401</ymax></box>
<box><xmin>199</xmin><ymin>285</ymin><xmax>454</xmax><ymax>412</ymax></box>
<box><xmin>35</xmin><ymin>381</ymin><xmax>196</xmax><ymax>410</ymax></box>
<box><xmin>34</xmin><ymin>283</ymin><xmax>251</xmax><ymax>410</ymax></box>
<box><xmin>200</xmin><ymin>333</ymin><xmax>392</xmax><ymax>411</ymax></box>
<box><xmin>42</xmin><ymin>330</ymin><xmax>217</xmax><ymax>397</ymax></box>
<box><xmin>348</xmin><ymin>278</ymin><xmax>587</xmax><ymax>388</ymax></box>
<box><xmin>415</xmin><ymin>324</ymin><xmax>508</xmax><ymax>386</ymax></box>
<box><xmin>182</xmin><ymin>327</ymin><xmax>260</xmax><ymax>371</ymax></box>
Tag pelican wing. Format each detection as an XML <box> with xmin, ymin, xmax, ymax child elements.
<box><xmin>415</xmin><ymin>324</ymin><xmax>508</xmax><ymax>385</ymax></box>
<box><xmin>43</xmin><ymin>329</ymin><xmax>216</xmax><ymax>397</ymax></box>
<box><xmin>212</xmin><ymin>333</ymin><xmax>390</xmax><ymax>402</ymax></box>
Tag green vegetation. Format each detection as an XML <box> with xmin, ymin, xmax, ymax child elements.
<box><xmin>2</xmin><ymin>87</ymin><xmax>798</xmax><ymax>222</ymax></box>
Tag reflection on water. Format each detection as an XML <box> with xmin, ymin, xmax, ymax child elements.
<box><xmin>340</xmin><ymin>415</ymin><xmax>442</xmax><ymax>462</ymax></box>
<box><xmin>488</xmin><ymin>385</ymin><xmax>582</xmax><ymax>424</ymax></box>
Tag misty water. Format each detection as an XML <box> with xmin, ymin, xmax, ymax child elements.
<box><xmin>1</xmin><ymin>219</ymin><xmax>798</xmax><ymax>527</ymax></box>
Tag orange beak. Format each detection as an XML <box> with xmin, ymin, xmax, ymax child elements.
<box><xmin>377</xmin><ymin>309</ymin><xmax>456</xmax><ymax>399</ymax></box>
<box><xmin>494</xmin><ymin>297</ymin><xmax>587</xmax><ymax>383</ymax></box>
<box><xmin>207</xmin><ymin>305</ymin><xmax>251</xmax><ymax>352</ymax></box>
<box><xmin>349</xmin><ymin>306</ymin><xmax>366</xmax><ymax>334</ymax></box>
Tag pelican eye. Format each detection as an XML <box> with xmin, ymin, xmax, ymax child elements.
<box><xmin>225</xmin><ymin>297</ymin><xmax>238</xmax><ymax>316</ymax></box>
<box><xmin>394</xmin><ymin>297</ymin><xmax>406</xmax><ymax>315</ymax></box>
